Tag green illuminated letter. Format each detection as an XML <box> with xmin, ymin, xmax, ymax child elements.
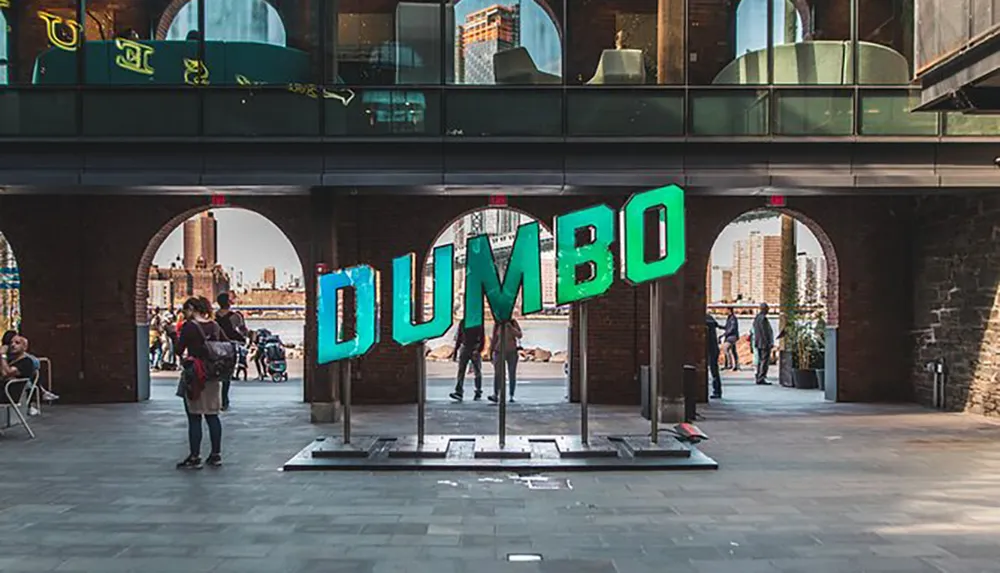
<box><xmin>391</xmin><ymin>245</ymin><xmax>454</xmax><ymax>346</ymax></box>
<box><xmin>464</xmin><ymin>221</ymin><xmax>542</xmax><ymax>328</ymax></box>
<box><xmin>554</xmin><ymin>204</ymin><xmax>615</xmax><ymax>305</ymax></box>
<box><xmin>620</xmin><ymin>185</ymin><xmax>686</xmax><ymax>284</ymax></box>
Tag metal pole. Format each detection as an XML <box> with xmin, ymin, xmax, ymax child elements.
<box><xmin>498</xmin><ymin>321</ymin><xmax>507</xmax><ymax>448</ymax></box>
<box><xmin>650</xmin><ymin>282</ymin><xmax>659</xmax><ymax>444</ymax></box>
<box><xmin>343</xmin><ymin>361</ymin><xmax>352</xmax><ymax>444</ymax></box>
<box><xmin>580</xmin><ymin>302</ymin><xmax>589</xmax><ymax>444</ymax></box>
<box><xmin>417</xmin><ymin>344</ymin><xmax>426</xmax><ymax>444</ymax></box>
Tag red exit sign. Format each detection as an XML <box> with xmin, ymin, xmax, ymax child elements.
<box><xmin>210</xmin><ymin>194</ymin><xmax>227</xmax><ymax>207</ymax></box>
<box><xmin>767</xmin><ymin>195</ymin><xmax>786</xmax><ymax>208</ymax></box>
<box><xmin>488</xmin><ymin>194</ymin><xmax>507</xmax><ymax>207</ymax></box>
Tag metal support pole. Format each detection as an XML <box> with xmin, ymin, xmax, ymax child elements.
<box><xmin>650</xmin><ymin>282</ymin><xmax>660</xmax><ymax>444</ymax></box>
<box><xmin>498</xmin><ymin>321</ymin><xmax>507</xmax><ymax>448</ymax></box>
<box><xmin>342</xmin><ymin>361</ymin><xmax>352</xmax><ymax>444</ymax></box>
<box><xmin>417</xmin><ymin>344</ymin><xmax>426</xmax><ymax>444</ymax></box>
<box><xmin>580</xmin><ymin>302</ymin><xmax>589</xmax><ymax>444</ymax></box>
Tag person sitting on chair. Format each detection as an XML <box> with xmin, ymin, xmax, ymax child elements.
<box><xmin>0</xmin><ymin>333</ymin><xmax>54</xmax><ymax>416</ymax></box>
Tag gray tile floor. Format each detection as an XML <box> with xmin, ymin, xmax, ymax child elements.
<box><xmin>4</xmin><ymin>368</ymin><xmax>1000</xmax><ymax>572</ymax></box>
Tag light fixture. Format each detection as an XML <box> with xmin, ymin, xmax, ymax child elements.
<box><xmin>506</xmin><ymin>554</ymin><xmax>542</xmax><ymax>562</ymax></box>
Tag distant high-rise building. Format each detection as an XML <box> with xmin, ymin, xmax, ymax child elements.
<box><xmin>721</xmin><ymin>268</ymin><xmax>734</xmax><ymax>303</ymax></box>
<box><xmin>732</xmin><ymin>232</ymin><xmax>781</xmax><ymax>305</ymax></box>
<box><xmin>796</xmin><ymin>254</ymin><xmax>827</xmax><ymax>306</ymax></box>
<box><xmin>182</xmin><ymin>212</ymin><xmax>217</xmax><ymax>270</ymax></box>
<box><xmin>706</xmin><ymin>259</ymin><xmax>713</xmax><ymax>303</ymax></box>
<box><xmin>262</xmin><ymin>266</ymin><xmax>277</xmax><ymax>289</ymax></box>
<box><xmin>457</xmin><ymin>3</ymin><xmax>520</xmax><ymax>85</ymax></box>
<box><xmin>540</xmin><ymin>251</ymin><xmax>556</xmax><ymax>307</ymax></box>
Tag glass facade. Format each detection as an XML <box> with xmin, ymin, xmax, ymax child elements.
<box><xmin>0</xmin><ymin>0</ymin><xmax>984</xmax><ymax>138</ymax></box>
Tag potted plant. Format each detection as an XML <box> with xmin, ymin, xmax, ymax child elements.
<box><xmin>812</xmin><ymin>312</ymin><xmax>826</xmax><ymax>390</ymax></box>
<box><xmin>788</xmin><ymin>320</ymin><xmax>820</xmax><ymax>389</ymax></box>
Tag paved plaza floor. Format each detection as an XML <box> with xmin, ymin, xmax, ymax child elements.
<box><xmin>3</xmin><ymin>366</ymin><xmax>1000</xmax><ymax>572</ymax></box>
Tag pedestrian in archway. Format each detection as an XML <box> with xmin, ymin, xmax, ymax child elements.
<box><xmin>214</xmin><ymin>292</ymin><xmax>247</xmax><ymax>411</ymax></box>
<box><xmin>175</xmin><ymin>296</ymin><xmax>228</xmax><ymax>469</ymax></box>
<box><xmin>449</xmin><ymin>317</ymin><xmax>484</xmax><ymax>402</ymax></box>
<box><xmin>705</xmin><ymin>314</ymin><xmax>723</xmax><ymax>399</ymax></box>
<box><xmin>488</xmin><ymin>318</ymin><xmax>522</xmax><ymax>403</ymax></box>
<box><xmin>722</xmin><ymin>306</ymin><xmax>740</xmax><ymax>370</ymax></box>
<box><xmin>752</xmin><ymin>303</ymin><xmax>774</xmax><ymax>386</ymax></box>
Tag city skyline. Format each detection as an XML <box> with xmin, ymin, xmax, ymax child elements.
<box><xmin>153</xmin><ymin>209</ymin><xmax>303</xmax><ymax>288</ymax></box>
<box><xmin>454</xmin><ymin>0</ymin><xmax>561</xmax><ymax>79</ymax></box>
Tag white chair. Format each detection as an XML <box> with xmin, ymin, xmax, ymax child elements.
<box><xmin>586</xmin><ymin>49</ymin><xmax>646</xmax><ymax>85</ymax></box>
<box><xmin>3</xmin><ymin>370</ymin><xmax>40</xmax><ymax>438</ymax></box>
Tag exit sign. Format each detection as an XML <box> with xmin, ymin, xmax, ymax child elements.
<box><xmin>210</xmin><ymin>194</ymin><xmax>227</xmax><ymax>207</ymax></box>
<box><xmin>767</xmin><ymin>195</ymin><xmax>786</xmax><ymax>207</ymax></box>
<box><xmin>488</xmin><ymin>195</ymin><xmax>507</xmax><ymax>207</ymax></box>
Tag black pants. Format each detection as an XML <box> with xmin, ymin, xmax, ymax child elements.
<box><xmin>755</xmin><ymin>346</ymin><xmax>772</xmax><ymax>384</ymax></box>
<box><xmin>707</xmin><ymin>348</ymin><xmax>722</xmax><ymax>396</ymax></box>
<box><xmin>725</xmin><ymin>340</ymin><xmax>739</xmax><ymax>370</ymax></box>
<box><xmin>184</xmin><ymin>400</ymin><xmax>222</xmax><ymax>458</ymax></box>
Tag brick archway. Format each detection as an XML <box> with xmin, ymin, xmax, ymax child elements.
<box><xmin>134</xmin><ymin>205</ymin><xmax>307</xmax><ymax>326</ymax></box>
<box><xmin>706</xmin><ymin>206</ymin><xmax>840</xmax><ymax>327</ymax></box>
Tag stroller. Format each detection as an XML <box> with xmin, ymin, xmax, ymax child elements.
<box><xmin>234</xmin><ymin>344</ymin><xmax>249</xmax><ymax>381</ymax></box>
<box><xmin>262</xmin><ymin>334</ymin><xmax>288</xmax><ymax>382</ymax></box>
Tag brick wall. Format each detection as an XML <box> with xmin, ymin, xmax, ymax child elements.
<box><xmin>911</xmin><ymin>194</ymin><xmax>1000</xmax><ymax>416</ymax></box>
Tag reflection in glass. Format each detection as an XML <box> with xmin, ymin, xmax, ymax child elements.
<box><xmin>167</xmin><ymin>0</ymin><xmax>286</xmax><ymax>45</ymax></box>
<box><xmin>775</xmin><ymin>90</ymin><xmax>853</xmax><ymax>135</ymax></box>
<box><xmin>944</xmin><ymin>113</ymin><xmax>1000</xmax><ymax>137</ymax></box>
<box><xmin>858</xmin><ymin>0</ymin><xmax>913</xmax><ymax>85</ymax></box>
<box><xmin>690</xmin><ymin>89</ymin><xmax>768</xmax><ymax>136</ymax></box>
<box><xmin>335</xmin><ymin>0</ymin><xmax>447</xmax><ymax>85</ymax></box>
<box><xmin>859</xmin><ymin>90</ymin><xmax>937</xmax><ymax>136</ymax></box>
<box><xmin>14</xmin><ymin>0</ymin><xmax>81</xmax><ymax>85</ymax></box>
<box><xmin>567</xmin><ymin>0</ymin><xmax>681</xmax><ymax>85</ymax></box>
<box><xmin>1</xmin><ymin>9</ymin><xmax>7</xmax><ymax>84</ymax></box>
<box><xmin>773</xmin><ymin>0</ymin><xmax>852</xmax><ymax>85</ymax></box>
<box><xmin>451</xmin><ymin>0</ymin><xmax>561</xmax><ymax>85</ymax></box>
<box><xmin>567</xmin><ymin>90</ymin><xmax>683</xmax><ymax>136</ymax></box>
<box><xmin>446</xmin><ymin>89</ymin><xmax>561</xmax><ymax>136</ymax></box>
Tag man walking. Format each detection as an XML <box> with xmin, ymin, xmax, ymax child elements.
<box><xmin>722</xmin><ymin>306</ymin><xmax>740</xmax><ymax>370</ymax></box>
<box><xmin>449</xmin><ymin>318</ymin><xmax>484</xmax><ymax>401</ymax></box>
<box><xmin>705</xmin><ymin>314</ymin><xmax>723</xmax><ymax>399</ymax></box>
<box><xmin>752</xmin><ymin>303</ymin><xmax>774</xmax><ymax>385</ymax></box>
<box><xmin>215</xmin><ymin>292</ymin><xmax>248</xmax><ymax>410</ymax></box>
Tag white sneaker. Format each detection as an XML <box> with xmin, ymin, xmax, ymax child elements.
<box><xmin>27</xmin><ymin>406</ymin><xmax>39</xmax><ymax>416</ymax></box>
<box><xmin>41</xmin><ymin>389</ymin><xmax>59</xmax><ymax>401</ymax></box>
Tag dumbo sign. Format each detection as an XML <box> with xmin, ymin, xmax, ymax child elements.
<box><xmin>317</xmin><ymin>185</ymin><xmax>686</xmax><ymax>364</ymax></box>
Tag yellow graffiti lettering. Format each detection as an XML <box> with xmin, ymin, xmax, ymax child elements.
<box><xmin>183</xmin><ymin>58</ymin><xmax>209</xmax><ymax>85</ymax></box>
<box><xmin>38</xmin><ymin>11</ymin><xmax>81</xmax><ymax>52</ymax></box>
<box><xmin>322</xmin><ymin>88</ymin><xmax>355</xmax><ymax>107</ymax></box>
<box><xmin>286</xmin><ymin>83</ymin><xmax>354</xmax><ymax>107</ymax></box>
<box><xmin>0</xmin><ymin>0</ymin><xmax>10</xmax><ymax>9</ymax></box>
<box><xmin>114</xmin><ymin>38</ymin><xmax>154</xmax><ymax>76</ymax></box>
<box><xmin>235</xmin><ymin>74</ymin><xmax>266</xmax><ymax>86</ymax></box>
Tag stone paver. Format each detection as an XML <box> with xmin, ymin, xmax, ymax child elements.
<box><xmin>3</xmin><ymin>370</ymin><xmax>1000</xmax><ymax>572</ymax></box>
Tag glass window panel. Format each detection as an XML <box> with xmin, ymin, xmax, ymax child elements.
<box><xmin>859</xmin><ymin>90</ymin><xmax>938</xmax><ymax>136</ymax></box>
<box><xmin>1</xmin><ymin>8</ymin><xmax>8</xmax><ymax>84</ymax></box>
<box><xmin>774</xmin><ymin>89</ymin><xmax>853</xmax><ymax>135</ymax></box>
<box><xmin>0</xmin><ymin>89</ymin><xmax>76</xmax><ymax>134</ymax></box>
<box><xmin>690</xmin><ymin>88</ymin><xmax>769</xmax><ymax>135</ymax></box>
<box><xmin>567</xmin><ymin>89</ymin><xmax>683</xmax><ymax>136</ymax></box>
<box><xmin>858</xmin><ymin>0</ymin><xmax>914</xmax><ymax>85</ymax></box>
<box><xmin>445</xmin><ymin>88</ymin><xmax>561</xmax><ymax>136</ymax></box>
<box><xmin>325</xmin><ymin>87</ymin><xmax>441</xmax><ymax>135</ymax></box>
<box><xmin>566</xmin><ymin>0</ymin><xmax>682</xmax><ymax>85</ymax></box>
<box><xmin>449</xmin><ymin>0</ymin><xmax>562</xmax><ymax>85</ymax></box>
<box><xmin>774</xmin><ymin>0</ymin><xmax>852</xmax><ymax>85</ymax></box>
<box><xmin>333</xmin><ymin>0</ymin><xmax>445</xmax><ymax>86</ymax></box>
<box><xmin>203</xmin><ymin>88</ymin><xmax>321</xmax><ymax>135</ymax></box>
<box><xmin>82</xmin><ymin>90</ymin><xmax>198</xmax><ymax>135</ymax></box>
<box><xmin>944</xmin><ymin>113</ymin><xmax>1000</xmax><ymax>136</ymax></box>
<box><xmin>690</xmin><ymin>0</ymin><xmax>767</xmax><ymax>85</ymax></box>
<box><xmin>10</xmin><ymin>0</ymin><xmax>81</xmax><ymax>85</ymax></box>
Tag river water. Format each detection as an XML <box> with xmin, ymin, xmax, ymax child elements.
<box><xmin>249</xmin><ymin>315</ymin><xmax>782</xmax><ymax>353</ymax></box>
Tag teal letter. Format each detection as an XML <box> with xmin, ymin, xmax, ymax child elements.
<box><xmin>317</xmin><ymin>265</ymin><xmax>380</xmax><ymax>364</ymax></box>
<box><xmin>464</xmin><ymin>221</ymin><xmax>542</xmax><ymax>328</ymax></box>
<box><xmin>554</xmin><ymin>204</ymin><xmax>615</xmax><ymax>305</ymax></box>
<box><xmin>392</xmin><ymin>245</ymin><xmax>454</xmax><ymax>346</ymax></box>
<box><xmin>620</xmin><ymin>185</ymin><xmax>686</xmax><ymax>284</ymax></box>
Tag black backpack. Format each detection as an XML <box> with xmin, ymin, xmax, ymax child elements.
<box><xmin>192</xmin><ymin>322</ymin><xmax>237</xmax><ymax>380</ymax></box>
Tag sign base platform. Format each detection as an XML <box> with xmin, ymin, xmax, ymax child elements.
<box><xmin>282</xmin><ymin>434</ymin><xmax>718</xmax><ymax>471</ymax></box>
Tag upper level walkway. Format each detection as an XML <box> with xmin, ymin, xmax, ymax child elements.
<box><xmin>2</xmin><ymin>367</ymin><xmax>1000</xmax><ymax>572</ymax></box>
